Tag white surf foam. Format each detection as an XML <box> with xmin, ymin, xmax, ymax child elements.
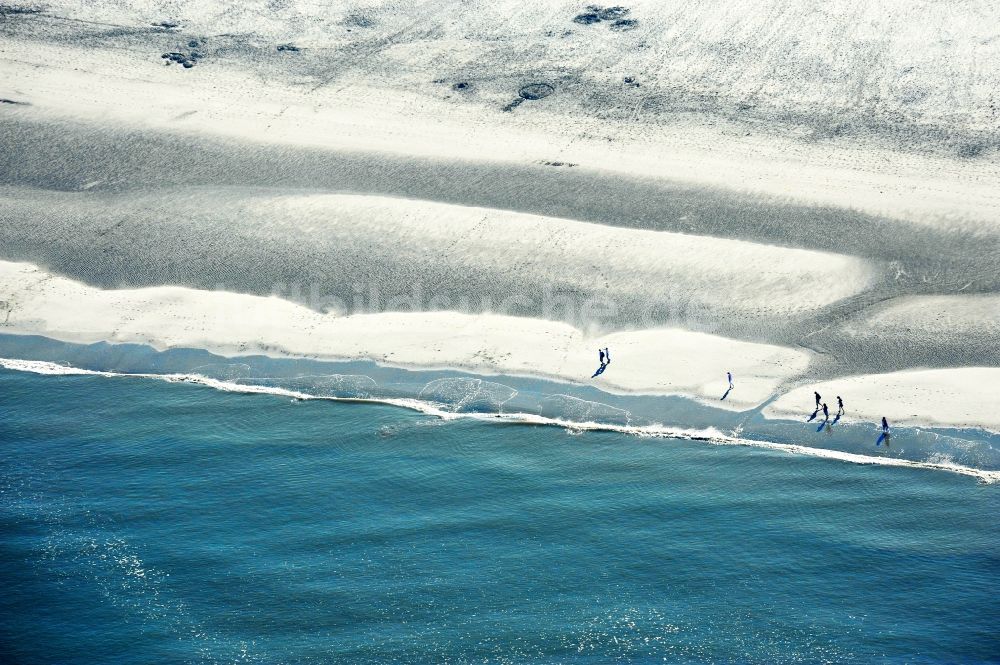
<box><xmin>0</xmin><ymin>358</ymin><xmax>117</xmax><ymax>376</ymax></box>
<box><xmin>0</xmin><ymin>358</ymin><xmax>459</xmax><ymax>417</ymax></box>
<box><xmin>477</xmin><ymin>413</ymin><xmax>1000</xmax><ymax>483</ymax></box>
<box><xmin>2</xmin><ymin>357</ymin><xmax>997</xmax><ymax>484</ymax></box>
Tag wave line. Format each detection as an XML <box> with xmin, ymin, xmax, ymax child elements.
<box><xmin>2</xmin><ymin>357</ymin><xmax>997</xmax><ymax>483</ymax></box>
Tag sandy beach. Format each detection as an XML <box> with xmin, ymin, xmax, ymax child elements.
<box><xmin>2</xmin><ymin>0</ymin><xmax>998</xmax><ymax>431</ymax></box>
<box><xmin>0</xmin><ymin>260</ymin><xmax>812</xmax><ymax>411</ymax></box>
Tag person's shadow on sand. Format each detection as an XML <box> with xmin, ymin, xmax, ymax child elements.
<box><xmin>720</xmin><ymin>386</ymin><xmax>733</xmax><ymax>401</ymax></box>
<box><xmin>807</xmin><ymin>408</ymin><xmax>820</xmax><ymax>422</ymax></box>
<box><xmin>876</xmin><ymin>432</ymin><xmax>890</xmax><ymax>446</ymax></box>
<box><xmin>591</xmin><ymin>363</ymin><xmax>608</xmax><ymax>379</ymax></box>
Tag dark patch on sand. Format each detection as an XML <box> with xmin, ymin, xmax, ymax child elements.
<box><xmin>957</xmin><ymin>142</ymin><xmax>987</xmax><ymax>159</ymax></box>
<box><xmin>452</xmin><ymin>82</ymin><xmax>470</xmax><ymax>91</ymax></box>
<box><xmin>162</xmin><ymin>49</ymin><xmax>200</xmax><ymax>68</ymax></box>
<box><xmin>519</xmin><ymin>83</ymin><xmax>554</xmax><ymax>100</ymax></box>
<box><xmin>609</xmin><ymin>18</ymin><xmax>638</xmax><ymax>31</ymax></box>
<box><xmin>0</xmin><ymin>98</ymin><xmax>30</xmax><ymax>105</ymax></box>
<box><xmin>598</xmin><ymin>6</ymin><xmax>630</xmax><ymax>20</ymax></box>
<box><xmin>152</xmin><ymin>21</ymin><xmax>179</xmax><ymax>29</ymax></box>
<box><xmin>573</xmin><ymin>5</ymin><xmax>633</xmax><ymax>29</ymax></box>
<box><xmin>277</xmin><ymin>44</ymin><xmax>301</xmax><ymax>52</ymax></box>
<box><xmin>342</xmin><ymin>14</ymin><xmax>376</xmax><ymax>29</ymax></box>
<box><xmin>541</xmin><ymin>161</ymin><xmax>578</xmax><ymax>167</ymax></box>
<box><xmin>0</xmin><ymin>4</ymin><xmax>42</xmax><ymax>14</ymax></box>
<box><xmin>504</xmin><ymin>83</ymin><xmax>555</xmax><ymax>111</ymax></box>
<box><xmin>502</xmin><ymin>98</ymin><xmax>524</xmax><ymax>112</ymax></box>
<box><xmin>623</xmin><ymin>76</ymin><xmax>640</xmax><ymax>88</ymax></box>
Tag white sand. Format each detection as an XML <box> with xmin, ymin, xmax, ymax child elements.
<box><xmin>0</xmin><ymin>261</ymin><xmax>809</xmax><ymax>410</ymax></box>
<box><xmin>765</xmin><ymin>368</ymin><xmax>1000</xmax><ymax>433</ymax></box>
<box><xmin>2</xmin><ymin>26</ymin><xmax>998</xmax><ymax>232</ymax></box>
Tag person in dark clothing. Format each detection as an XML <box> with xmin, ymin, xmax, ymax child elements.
<box><xmin>836</xmin><ymin>395</ymin><xmax>844</xmax><ymax>415</ymax></box>
<box><xmin>814</xmin><ymin>391</ymin><xmax>822</xmax><ymax>409</ymax></box>
<box><xmin>598</xmin><ymin>348</ymin><xmax>606</xmax><ymax>365</ymax></box>
<box><xmin>876</xmin><ymin>416</ymin><xmax>891</xmax><ymax>446</ymax></box>
<box><xmin>822</xmin><ymin>402</ymin><xmax>829</xmax><ymax>420</ymax></box>
<box><xmin>721</xmin><ymin>372</ymin><xmax>734</xmax><ymax>401</ymax></box>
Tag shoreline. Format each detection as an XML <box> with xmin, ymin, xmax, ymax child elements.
<box><xmin>0</xmin><ymin>260</ymin><xmax>812</xmax><ymax>412</ymax></box>
<box><xmin>2</xmin><ymin>356</ymin><xmax>997</xmax><ymax>484</ymax></box>
<box><xmin>2</xmin><ymin>260</ymin><xmax>998</xmax><ymax>433</ymax></box>
<box><xmin>764</xmin><ymin>369</ymin><xmax>1000</xmax><ymax>435</ymax></box>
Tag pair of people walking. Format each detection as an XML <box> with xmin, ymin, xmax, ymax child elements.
<box><xmin>591</xmin><ymin>347</ymin><xmax>611</xmax><ymax>378</ymax></box>
<box><xmin>813</xmin><ymin>392</ymin><xmax>845</xmax><ymax>421</ymax></box>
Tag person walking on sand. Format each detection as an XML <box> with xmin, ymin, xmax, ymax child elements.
<box><xmin>721</xmin><ymin>372</ymin><xmax>735</xmax><ymax>401</ymax></box>
<box><xmin>814</xmin><ymin>391</ymin><xmax>822</xmax><ymax>409</ymax></box>
<box><xmin>591</xmin><ymin>348</ymin><xmax>610</xmax><ymax>378</ymax></box>
<box><xmin>882</xmin><ymin>417</ymin><xmax>890</xmax><ymax>434</ymax></box>
<box><xmin>836</xmin><ymin>395</ymin><xmax>844</xmax><ymax>416</ymax></box>
<box><xmin>822</xmin><ymin>402</ymin><xmax>829</xmax><ymax>420</ymax></box>
<box><xmin>604</xmin><ymin>347</ymin><xmax>611</xmax><ymax>364</ymax></box>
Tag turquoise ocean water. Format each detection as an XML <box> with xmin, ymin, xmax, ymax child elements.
<box><xmin>1</xmin><ymin>338</ymin><xmax>998</xmax><ymax>663</ymax></box>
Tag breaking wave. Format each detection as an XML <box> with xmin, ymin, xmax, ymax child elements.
<box><xmin>1</xmin><ymin>357</ymin><xmax>997</xmax><ymax>484</ymax></box>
